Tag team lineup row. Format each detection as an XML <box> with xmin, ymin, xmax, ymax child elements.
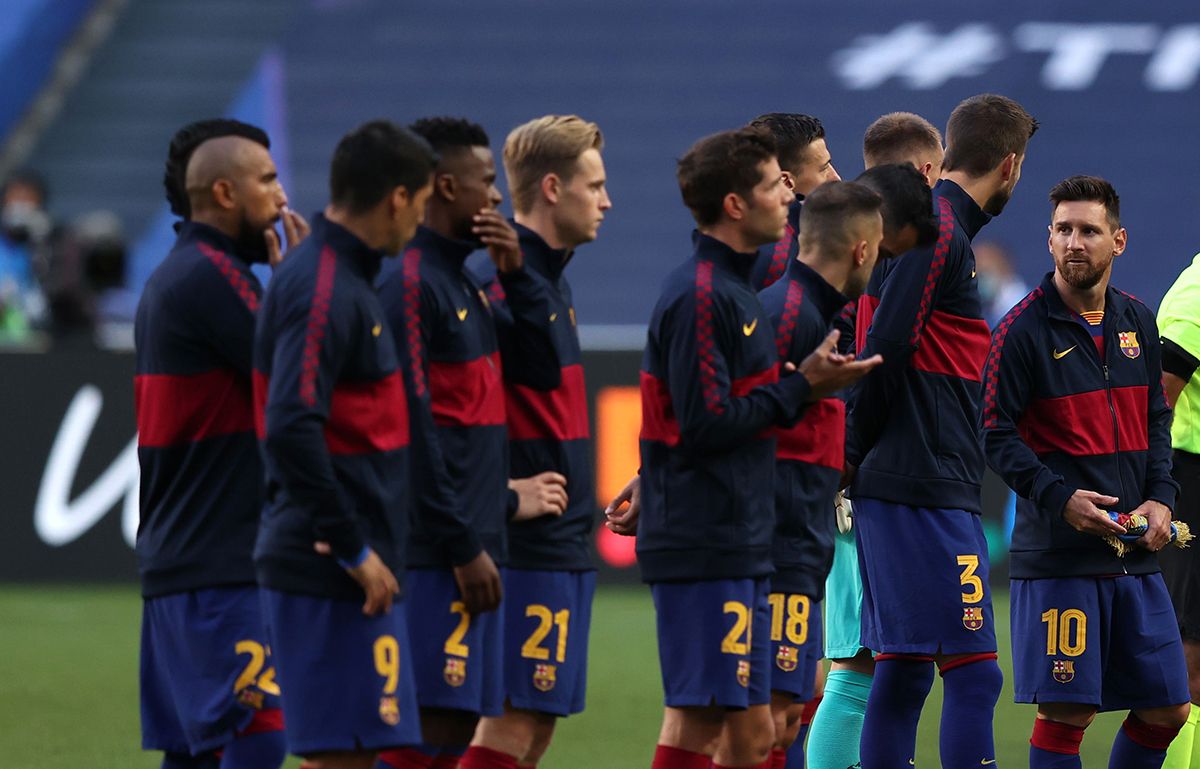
<box><xmin>133</xmin><ymin>92</ymin><xmax>1200</xmax><ymax>769</ymax></box>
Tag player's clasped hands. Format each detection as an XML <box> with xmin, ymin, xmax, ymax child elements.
<box><xmin>1062</xmin><ymin>490</ymin><xmax>1126</xmax><ymax>539</ymax></box>
<box><xmin>1131</xmin><ymin>499</ymin><xmax>1173</xmax><ymax>552</ymax></box>
<box><xmin>791</xmin><ymin>329</ymin><xmax>883</xmax><ymax>400</ymax></box>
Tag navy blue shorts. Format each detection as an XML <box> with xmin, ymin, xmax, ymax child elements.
<box><xmin>1011</xmin><ymin>574</ymin><xmax>1189</xmax><ymax>711</ymax></box>
<box><xmin>650</xmin><ymin>578</ymin><xmax>771</xmax><ymax>709</ymax></box>
<box><xmin>855</xmin><ymin>499</ymin><xmax>997</xmax><ymax>655</ymax></box>
<box><xmin>502</xmin><ymin>569</ymin><xmax>595</xmax><ymax>716</ymax></box>
<box><xmin>406</xmin><ymin>568</ymin><xmax>504</xmax><ymax>716</ymax></box>
<box><xmin>261</xmin><ymin>589</ymin><xmax>420</xmax><ymax>754</ymax></box>
<box><xmin>141</xmin><ymin>586</ymin><xmax>282</xmax><ymax>754</ymax></box>
<box><xmin>768</xmin><ymin>592</ymin><xmax>823</xmax><ymax>701</ymax></box>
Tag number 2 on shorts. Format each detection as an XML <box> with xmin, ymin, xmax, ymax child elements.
<box><xmin>722</xmin><ymin>601</ymin><xmax>751</xmax><ymax>655</ymax></box>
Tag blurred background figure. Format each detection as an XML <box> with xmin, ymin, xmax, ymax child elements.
<box><xmin>43</xmin><ymin>209</ymin><xmax>129</xmax><ymax>350</ymax></box>
<box><xmin>0</xmin><ymin>168</ymin><xmax>52</xmax><ymax>345</ymax></box>
<box><xmin>973</xmin><ymin>240</ymin><xmax>1030</xmax><ymax>327</ymax></box>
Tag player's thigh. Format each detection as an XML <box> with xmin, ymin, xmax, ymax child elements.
<box><xmin>262</xmin><ymin>589</ymin><xmax>420</xmax><ymax>754</ymax></box>
<box><xmin>501</xmin><ymin>569</ymin><xmax>594</xmax><ymax>717</ymax></box>
<box><xmin>141</xmin><ymin>586</ymin><xmax>278</xmax><ymax>754</ymax></box>
<box><xmin>649</xmin><ymin>577</ymin><xmax>770</xmax><ymax>709</ymax></box>
<box><xmin>406</xmin><ymin>568</ymin><xmax>504</xmax><ymax>717</ymax></box>
<box><xmin>767</xmin><ymin>592</ymin><xmax>821</xmax><ymax>702</ymax></box>
<box><xmin>1102</xmin><ymin>574</ymin><xmax>1190</xmax><ymax>712</ymax></box>
<box><xmin>855</xmin><ymin>500</ymin><xmax>996</xmax><ymax>655</ymax></box>
<box><xmin>1010</xmin><ymin>577</ymin><xmax>1103</xmax><ymax>708</ymax></box>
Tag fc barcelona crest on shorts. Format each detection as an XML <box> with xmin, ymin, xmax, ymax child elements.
<box><xmin>533</xmin><ymin>663</ymin><xmax>557</xmax><ymax>692</ymax></box>
<box><xmin>1052</xmin><ymin>659</ymin><xmax>1075</xmax><ymax>684</ymax></box>
<box><xmin>379</xmin><ymin>695</ymin><xmax>401</xmax><ymax>725</ymax></box>
<box><xmin>736</xmin><ymin>660</ymin><xmax>751</xmax><ymax>688</ymax></box>
<box><xmin>444</xmin><ymin>657</ymin><xmax>466</xmax><ymax>687</ymax></box>
<box><xmin>962</xmin><ymin>606</ymin><xmax>984</xmax><ymax>631</ymax></box>
<box><xmin>1119</xmin><ymin>331</ymin><xmax>1141</xmax><ymax>359</ymax></box>
<box><xmin>237</xmin><ymin>686</ymin><xmax>265</xmax><ymax>710</ymax></box>
<box><xmin>776</xmin><ymin>645</ymin><xmax>799</xmax><ymax>672</ymax></box>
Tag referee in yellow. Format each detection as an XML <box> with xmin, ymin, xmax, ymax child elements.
<box><xmin>1161</xmin><ymin>253</ymin><xmax>1200</xmax><ymax>768</ymax></box>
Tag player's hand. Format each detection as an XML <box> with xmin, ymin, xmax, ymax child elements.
<box><xmin>1061</xmin><ymin>490</ymin><xmax>1125</xmax><ymax>537</ymax></box>
<box><xmin>796</xmin><ymin>330</ymin><xmax>883</xmax><ymax>400</ymax></box>
<box><xmin>265</xmin><ymin>206</ymin><xmax>310</xmax><ymax>268</ymax></box>
<box><xmin>509</xmin><ymin>472</ymin><xmax>568</xmax><ymax>521</ymax></box>
<box><xmin>604</xmin><ymin>475</ymin><xmax>641</xmax><ymax>536</ymax></box>
<box><xmin>454</xmin><ymin>550</ymin><xmax>502</xmax><ymax>615</ymax></box>
<box><xmin>1132</xmin><ymin>500</ymin><xmax>1173</xmax><ymax>551</ymax></box>
<box><xmin>840</xmin><ymin>463</ymin><xmax>858</xmax><ymax>491</ymax></box>
<box><xmin>346</xmin><ymin>548</ymin><xmax>400</xmax><ymax>617</ymax></box>
<box><xmin>475</xmin><ymin>209</ymin><xmax>522</xmax><ymax>273</ymax></box>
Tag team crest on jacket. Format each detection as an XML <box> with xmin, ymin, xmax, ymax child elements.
<box><xmin>533</xmin><ymin>663</ymin><xmax>557</xmax><ymax>692</ymax></box>
<box><xmin>736</xmin><ymin>660</ymin><xmax>751</xmax><ymax>688</ymax></box>
<box><xmin>379</xmin><ymin>695</ymin><xmax>401</xmax><ymax>725</ymax></box>
<box><xmin>1119</xmin><ymin>331</ymin><xmax>1141</xmax><ymax>359</ymax></box>
<box><xmin>962</xmin><ymin>606</ymin><xmax>984</xmax><ymax>631</ymax></box>
<box><xmin>776</xmin><ymin>645</ymin><xmax>799</xmax><ymax>672</ymax></box>
<box><xmin>1052</xmin><ymin>659</ymin><xmax>1075</xmax><ymax>684</ymax></box>
<box><xmin>444</xmin><ymin>657</ymin><xmax>466</xmax><ymax>687</ymax></box>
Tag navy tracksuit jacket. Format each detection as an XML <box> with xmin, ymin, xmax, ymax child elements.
<box><xmin>846</xmin><ymin>179</ymin><xmax>994</xmax><ymax>513</ymax></box>
<box><xmin>760</xmin><ymin>259</ymin><xmax>848</xmax><ymax>598</ymax></box>
<box><xmin>637</xmin><ymin>232</ymin><xmax>813</xmax><ymax>583</ymax></box>
<box><xmin>982</xmin><ymin>272</ymin><xmax>1178</xmax><ymax>578</ymax></box>
<box><xmin>134</xmin><ymin>222</ymin><xmax>264</xmax><ymax>597</ymax></box>
<box><xmin>751</xmin><ymin>196</ymin><xmax>802</xmax><ymax>291</ymax></box>
<box><xmin>253</xmin><ymin>215</ymin><xmax>480</xmax><ymax>601</ymax></box>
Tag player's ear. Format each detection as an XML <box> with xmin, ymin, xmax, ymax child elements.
<box><xmin>1112</xmin><ymin>226</ymin><xmax>1128</xmax><ymax>257</ymax></box>
<box><xmin>541</xmin><ymin>173</ymin><xmax>560</xmax><ymax>205</ymax></box>
<box><xmin>781</xmin><ymin>171</ymin><xmax>796</xmax><ymax>192</ymax></box>
<box><xmin>998</xmin><ymin>153</ymin><xmax>1017</xmax><ymax>182</ymax></box>
<box><xmin>920</xmin><ymin>162</ymin><xmax>933</xmax><ymax>185</ymax></box>
<box><xmin>853</xmin><ymin>239</ymin><xmax>867</xmax><ymax>267</ymax></box>
<box><xmin>723</xmin><ymin>192</ymin><xmax>745</xmax><ymax>222</ymax></box>
<box><xmin>211</xmin><ymin>177</ymin><xmax>236</xmax><ymax>210</ymax></box>
<box><xmin>436</xmin><ymin>172</ymin><xmax>456</xmax><ymax>203</ymax></box>
<box><xmin>390</xmin><ymin>185</ymin><xmax>411</xmax><ymax>219</ymax></box>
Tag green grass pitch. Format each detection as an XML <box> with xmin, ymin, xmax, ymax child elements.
<box><xmin>0</xmin><ymin>584</ymin><xmax>1134</xmax><ymax>768</ymax></box>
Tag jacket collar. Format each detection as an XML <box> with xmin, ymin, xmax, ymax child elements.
<box><xmin>409</xmin><ymin>225</ymin><xmax>477</xmax><ymax>270</ymax></box>
<box><xmin>176</xmin><ymin>221</ymin><xmax>249</xmax><ymax>265</ymax></box>
<box><xmin>786</xmin><ymin>196</ymin><xmax>803</xmax><ymax>232</ymax></box>
<box><xmin>693</xmin><ymin>231</ymin><xmax>757</xmax><ymax>283</ymax></box>
<box><xmin>1039</xmin><ymin>270</ymin><xmax>1130</xmax><ymax>322</ymax></box>
<box><xmin>934</xmin><ymin>179</ymin><xmax>992</xmax><ymax>240</ymax></box>
<box><xmin>513</xmin><ymin>221</ymin><xmax>571</xmax><ymax>280</ymax></box>
<box><xmin>788</xmin><ymin>259</ymin><xmax>849</xmax><ymax>322</ymax></box>
<box><xmin>312</xmin><ymin>213</ymin><xmax>386</xmax><ymax>282</ymax></box>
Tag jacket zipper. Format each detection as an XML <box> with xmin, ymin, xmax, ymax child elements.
<box><xmin>1101</xmin><ymin>338</ymin><xmax>1131</xmax><ymax>572</ymax></box>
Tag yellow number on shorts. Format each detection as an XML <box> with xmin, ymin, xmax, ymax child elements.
<box><xmin>768</xmin><ymin>593</ymin><xmax>810</xmax><ymax>645</ymax></box>
<box><xmin>374</xmin><ymin>634</ymin><xmax>400</xmax><ymax>694</ymax></box>
<box><xmin>721</xmin><ymin>601</ymin><xmax>751</xmax><ymax>655</ymax></box>
<box><xmin>1041</xmin><ymin>608</ymin><xmax>1087</xmax><ymax>657</ymax></box>
<box><xmin>521</xmin><ymin>604</ymin><xmax>570</xmax><ymax>663</ymax></box>
<box><xmin>957</xmin><ymin>555</ymin><xmax>984</xmax><ymax>604</ymax></box>
<box><xmin>233</xmin><ymin>640</ymin><xmax>281</xmax><ymax>695</ymax></box>
<box><xmin>445</xmin><ymin>601</ymin><xmax>471</xmax><ymax>657</ymax></box>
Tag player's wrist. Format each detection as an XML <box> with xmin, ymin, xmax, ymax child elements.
<box><xmin>337</xmin><ymin>545</ymin><xmax>371</xmax><ymax>570</ymax></box>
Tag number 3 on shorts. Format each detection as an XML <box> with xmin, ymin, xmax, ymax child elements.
<box><xmin>957</xmin><ymin>554</ymin><xmax>983</xmax><ymax>604</ymax></box>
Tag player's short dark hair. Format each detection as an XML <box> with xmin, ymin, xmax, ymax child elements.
<box><xmin>855</xmin><ymin>164</ymin><xmax>938</xmax><ymax>247</ymax></box>
<box><xmin>863</xmin><ymin>112</ymin><xmax>942</xmax><ymax>168</ymax></box>
<box><xmin>1049</xmin><ymin>175</ymin><xmax>1121</xmax><ymax>231</ymax></box>
<box><xmin>747</xmin><ymin>113</ymin><xmax>824</xmax><ymax>174</ymax></box>
<box><xmin>677</xmin><ymin>127</ymin><xmax>777</xmax><ymax>228</ymax></box>
<box><xmin>329</xmin><ymin>120</ymin><xmax>438</xmax><ymax>215</ymax></box>
<box><xmin>942</xmin><ymin>94</ymin><xmax>1038</xmax><ymax>177</ymax></box>
<box><xmin>164</xmin><ymin>119</ymin><xmax>270</xmax><ymax>219</ymax></box>
<box><xmin>797</xmin><ymin>181</ymin><xmax>883</xmax><ymax>257</ymax></box>
<box><xmin>409</xmin><ymin>117</ymin><xmax>490</xmax><ymax>158</ymax></box>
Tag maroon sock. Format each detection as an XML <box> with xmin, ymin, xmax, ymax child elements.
<box><xmin>459</xmin><ymin>746</ymin><xmax>518</xmax><ymax>769</ymax></box>
<box><xmin>377</xmin><ymin>748</ymin><xmax>437</xmax><ymax>768</ymax></box>
<box><xmin>651</xmin><ymin>744</ymin><xmax>711</xmax><ymax>769</ymax></box>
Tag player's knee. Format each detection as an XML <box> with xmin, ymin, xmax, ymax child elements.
<box><xmin>1037</xmin><ymin>702</ymin><xmax>1098</xmax><ymax>729</ymax></box>
<box><xmin>875</xmin><ymin>655</ymin><xmax>935</xmax><ymax>706</ymax></box>
<box><xmin>719</xmin><ymin>705</ymin><xmax>774</xmax><ymax>765</ymax></box>
<box><xmin>512</xmin><ymin>713</ymin><xmax>555</xmax><ymax>765</ymax></box>
<box><xmin>939</xmin><ymin>653</ymin><xmax>1002</xmax><ymax>705</ymax></box>
<box><xmin>768</xmin><ymin>698</ymin><xmax>803</xmax><ymax>749</ymax></box>
<box><xmin>1134</xmin><ymin>702</ymin><xmax>1192</xmax><ymax>733</ymax></box>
